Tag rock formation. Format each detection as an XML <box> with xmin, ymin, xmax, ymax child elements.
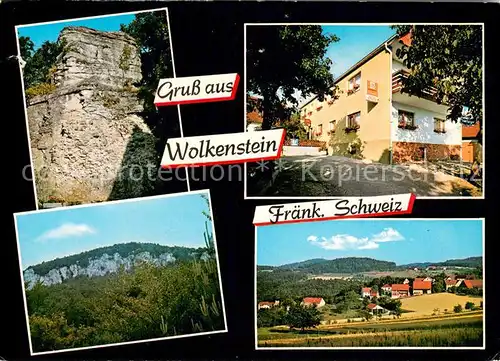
<box><xmin>26</xmin><ymin>26</ymin><xmax>159</xmax><ymax>204</ymax></box>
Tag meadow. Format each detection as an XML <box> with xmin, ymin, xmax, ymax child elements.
<box><xmin>257</xmin><ymin>312</ymin><xmax>483</xmax><ymax>347</ymax></box>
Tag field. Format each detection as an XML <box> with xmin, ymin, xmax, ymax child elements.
<box><xmin>257</xmin><ymin>311</ymin><xmax>483</xmax><ymax>347</ymax></box>
<box><xmin>399</xmin><ymin>293</ymin><xmax>483</xmax><ymax>318</ymax></box>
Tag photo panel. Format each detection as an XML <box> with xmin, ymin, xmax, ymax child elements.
<box><xmin>16</xmin><ymin>7</ymin><xmax>189</xmax><ymax>210</ymax></box>
<box><xmin>244</xmin><ymin>23</ymin><xmax>484</xmax><ymax>200</ymax></box>
<box><xmin>13</xmin><ymin>189</ymin><xmax>227</xmax><ymax>355</ymax></box>
<box><xmin>255</xmin><ymin>218</ymin><xmax>485</xmax><ymax>349</ymax></box>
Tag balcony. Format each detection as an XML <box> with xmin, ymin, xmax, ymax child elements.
<box><xmin>392</xmin><ymin>70</ymin><xmax>447</xmax><ymax>114</ymax></box>
<box><xmin>392</xmin><ymin>70</ymin><xmax>438</xmax><ymax>99</ymax></box>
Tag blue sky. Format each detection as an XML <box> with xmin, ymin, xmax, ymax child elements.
<box><xmin>17</xmin><ymin>13</ymin><xmax>136</xmax><ymax>50</ymax></box>
<box><xmin>257</xmin><ymin>219</ymin><xmax>483</xmax><ymax>266</ymax></box>
<box><xmin>15</xmin><ymin>192</ymin><xmax>212</xmax><ymax>269</ymax></box>
<box><xmin>322</xmin><ymin>25</ymin><xmax>396</xmax><ymax>78</ymax></box>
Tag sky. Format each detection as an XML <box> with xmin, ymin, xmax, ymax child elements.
<box><xmin>15</xmin><ymin>192</ymin><xmax>212</xmax><ymax>269</ymax></box>
<box><xmin>17</xmin><ymin>13</ymin><xmax>136</xmax><ymax>50</ymax></box>
<box><xmin>289</xmin><ymin>25</ymin><xmax>396</xmax><ymax>107</ymax></box>
<box><xmin>257</xmin><ymin>219</ymin><xmax>483</xmax><ymax>266</ymax></box>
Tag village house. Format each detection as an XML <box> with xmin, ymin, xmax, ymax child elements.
<box><xmin>445</xmin><ymin>279</ymin><xmax>458</xmax><ymax>290</ymax></box>
<box><xmin>299</xmin><ymin>32</ymin><xmax>468</xmax><ymax>164</ymax></box>
<box><xmin>462</xmin><ymin>121</ymin><xmax>482</xmax><ymax>163</ymax></box>
<box><xmin>415</xmin><ymin>276</ymin><xmax>434</xmax><ymax>283</ymax></box>
<box><xmin>367</xmin><ymin>303</ymin><xmax>389</xmax><ymax>315</ymax></box>
<box><xmin>381</xmin><ymin>284</ymin><xmax>392</xmax><ymax>294</ymax></box>
<box><xmin>391</xmin><ymin>284</ymin><xmax>410</xmax><ymax>299</ymax></box>
<box><xmin>361</xmin><ymin>287</ymin><xmax>372</xmax><ymax>298</ymax></box>
<box><xmin>457</xmin><ymin>279</ymin><xmax>483</xmax><ymax>289</ymax></box>
<box><xmin>412</xmin><ymin>280</ymin><xmax>432</xmax><ymax>296</ymax></box>
<box><xmin>403</xmin><ymin>278</ymin><xmax>410</xmax><ymax>284</ymax></box>
<box><xmin>301</xmin><ymin>297</ymin><xmax>326</xmax><ymax>308</ymax></box>
<box><xmin>257</xmin><ymin>300</ymin><xmax>280</xmax><ymax>310</ymax></box>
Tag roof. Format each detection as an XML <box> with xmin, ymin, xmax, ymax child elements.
<box><xmin>300</xmin><ymin>32</ymin><xmax>400</xmax><ymax>109</ymax></box>
<box><xmin>382</xmin><ymin>284</ymin><xmax>391</xmax><ymax>288</ymax></box>
<box><xmin>258</xmin><ymin>301</ymin><xmax>275</xmax><ymax>306</ymax></box>
<box><xmin>367</xmin><ymin>303</ymin><xmax>377</xmax><ymax>310</ymax></box>
<box><xmin>413</xmin><ymin>280</ymin><xmax>432</xmax><ymax>290</ymax></box>
<box><xmin>462</xmin><ymin>122</ymin><xmax>481</xmax><ymax>138</ymax></box>
<box><xmin>370</xmin><ymin>290</ymin><xmax>379</xmax><ymax>295</ymax></box>
<box><xmin>445</xmin><ymin>279</ymin><xmax>457</xmax><ymax>286</ymax></box>
<box><xmin>464</xmin><ymin>280</ymin><xmax>483</xmax><ymax>289</ymax></box>
<box><xmin>303</xmin><ymin>297</ymin><xmax>324</xmax><ymax>304</ymax></box>
<box><xmin>362</xmin><ymin>287</ymin><xmax>371</xmax><ymax>292</ymax></box>
<box><xmin>392</xmin><ymin>284</ymin><xmax>410</xmax><ymax>291</ymax></box>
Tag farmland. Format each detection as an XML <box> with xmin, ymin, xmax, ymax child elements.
<box><xmin>256</xmin><ymin>256</ymin><xmax>484</xmax><ymax>347</ymax></box>
<box><xmin>257</xmin><ymin>311</ymin><xmax>483</xmax><ymax>347</ymax></box>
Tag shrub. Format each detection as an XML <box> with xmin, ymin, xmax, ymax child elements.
<box><xmin>453</xmin><ymin>304</ymin><xmax>463</xmax><ymax>313</ymax></box>
<box><xmin>26</xmin><ymin>83</ymin><xmax>57</xmax><ymax>100</ymax></box>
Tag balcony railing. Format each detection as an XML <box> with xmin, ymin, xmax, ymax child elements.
<box><xmin>392</xmin><ymin>70</ymin><xmax>438</xmax><ymax>101</ymax></box>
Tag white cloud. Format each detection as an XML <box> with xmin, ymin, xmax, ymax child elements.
<box><xmin>36</xmin><ymin>223</ymin><xmax>96</xmax><ymax>242</ymax></box>
<box><xmin>307</xmin><ymin>228</ymin><xmax>404</xmax><ymax>251</ymax></box>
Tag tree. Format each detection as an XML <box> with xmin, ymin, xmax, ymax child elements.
<box><xmin>19</xmin><ymin>36</ymin><xmax>34</xmax><ymax>60</ymax></box>
<box><xmin>21</xmin><ymin>38</ymin><xmax>67</xmax><ymax>90</ymax></box>
<box><xmin>465</xmin><ymin>301</ymin><xmax>475</xmax><ymax>310</ymax></box>
<box><xmin>454</xmin><ymin>304</ymin><xmax>463</xmax><ymax>313</ymax></box>
<box><xmin>280</xmin><ymin>112</ymin><xmax>308</xmax><ymax>140</ymax></box>
<box><xmin>284</xmin><ymin>304</ymin><xmax>322</xmax><ymax>331</ymax></box>
<box><xmin>247</xmin><ymin>25</ymin><xmax>339</xmax><ymax>130</ymax></box>
<box><xmin>120</xmin><ymin>11</ymin><xmax>172</xmax><ymax>113</ymax></box>
<box><xmin>357</xmin><ymin>309</ymin><xmax>373</xmax><ymax>322</ymax></box>
<box><xmin>392</xmin><ymin>25</ymin><xmax>482</xmax><ymax>142</ymax></box>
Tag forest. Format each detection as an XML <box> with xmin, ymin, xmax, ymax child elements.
<box><xmin>29</xmin><ymin>242</ymin><xmax>207</xmax><ymax>277</ymax></box>
<box><xmin>25</xmin><ymin>195</ymin><xmax>224</xmax><ymax>353</ymax></box>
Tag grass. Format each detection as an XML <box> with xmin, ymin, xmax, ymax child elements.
<box><xmin>258</xmin><ymin>313</ymin><xmax>483</xmax><ymax>347</ymax></box>
<box><xmin>259</xmin><ymin>327</ymin><xmax>483</xmax><ymax>347</ymax></box>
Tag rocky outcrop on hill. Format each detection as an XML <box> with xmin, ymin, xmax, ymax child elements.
<box><xmin>27</xmin><ymin>26</ymin><xmax>158</xmax><ymax>204</ymax></box>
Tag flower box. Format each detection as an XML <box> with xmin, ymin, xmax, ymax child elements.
<box><xmin>327</xmin><ymin>130</ymin><xmax>335</xmax><ymax>136</ymax></box>
<box><xmin>398</xmin><ymin>123</ymin><xmax>418</xmax><ymax>130</ymax></box>
<box><xmin>434</xmin><ymin>129</ymin><xmax>446</xmax><ymax>134</ymax></box>
<box><xmin>345</xmin><ymin>124</ymin><xmax>360</xmax><ymax>133</ymax></box>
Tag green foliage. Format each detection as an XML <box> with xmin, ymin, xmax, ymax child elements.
<box><xmin>119</xmin><ymin>45</ymin><xmax>132</xmax><ymax>72</ymax></box>
<box><xmin>284</xmin><ymin>304</ymin><xmax>322</xmax><ymax>331</ymax></box>
<box><xmin>278</xmin><ymin>257</ymin><xmax>397</xmax><ymax>274</ymax></box>
<box><xmin>27</xmin><ymin>258</ymin><xmax>224</xmax><ymax>353</ymax></box>
<box><xmin>281</xmin><ymin>113</ymin><xmax>308</xmax><ymax>140</ymax></box>
<box><xmin>247</xmin><ymin>25</ymin><xmax>339</xmax><ymax>129</ymax></box>
<box><xmin>28</xmin><ymin>242</ymin><xmax>206</xmax><ymax>277</ymax></box>
<box><xmin>21</xmin><ymin>37</ymin><xmax>67</xmax><ymax>90</ymax></box>
<box><xmin>465</xmin><ymin>301</ymin><xmax>475</xmax><ymax>310</ymax></box>
<box><xmin>257</xmin><ymin>307</ymin><xmax>288</xmax><ymax>328</ymax></box>
<box><xmin>25</xmin><ymin>82</ymin><xmax>57</xmax><ymax>99</ymax></box>
<box><xmin>392</xmin><ymin>25</ymin><xmax>482</xmax><ymax>132</ymax></box>
<box><xmin>357</xmin><ymin>309</ymin><xmax>373</xmax><ymax>321</ymax></box>
<box><xmin>120</xmin><ymin>11</ymin><xmax>172</xmax><ymax>113</ymax></box>
<box><xmin>454</xmin><ymin>304</ymin><xmax>463</xmax><ymax>313</ymax></box>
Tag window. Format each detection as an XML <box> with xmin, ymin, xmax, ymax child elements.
<box><xmin>329</xmin><ymin>120</ymin><xmax>335</xmax><ymax>131</ymax></box>
<box><xmin>317</xmin><ymin>124</ymin><xmax>323</xmax><ymax>135</ymax></box>
<box><xmin>346</xmin><ymin>112</ymin><xmax>361</xmax><ymax>132</ymax></box>
<box><xmin>348</xmin><ymin>73</ymin><xmax>362</xmax><ymax>94</ymax></box>
<box><xmin>434</xmin><ymin>118</ymin><xmax>446</xmax><ymax>133</ymax></box>
<box><xmin>398</xmin><ymin>110</ymin><xmax>417</xmax><ymax>130</ymax></box>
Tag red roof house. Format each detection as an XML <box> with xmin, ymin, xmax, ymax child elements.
<box><xmin>302</xmin><ymin>297</ymin><xmax>326</xmax><ymax>308</ymax></box>
<box><xmin>463</xmin><ymin>280</ymin><xmax>483</xmax><ymax>289</ymax></box>
<box><xmin>413</xmin><ymin>280</ymin><xmax>432</xmax><ymax>295</ymax></box>
<box><xmin>391</xmin><ymin>284</ymin><xmax>410</xmax><ymax>299</ymax></box>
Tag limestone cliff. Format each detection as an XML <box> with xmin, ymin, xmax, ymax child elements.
<box><xmin>27</xmin><ymin>26</ymin><xmax>159</xmax><ymax>204</ymax></box>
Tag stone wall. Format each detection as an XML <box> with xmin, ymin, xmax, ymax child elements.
<box><xmin>26</xmin><ymin>27</ymin><xmax>159</xmax><ymax>204</ymax></box>
<box><xmin>392</xmin><ymin>141</ymin><xmax>462</xmax><ymax>164</ymax></box>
